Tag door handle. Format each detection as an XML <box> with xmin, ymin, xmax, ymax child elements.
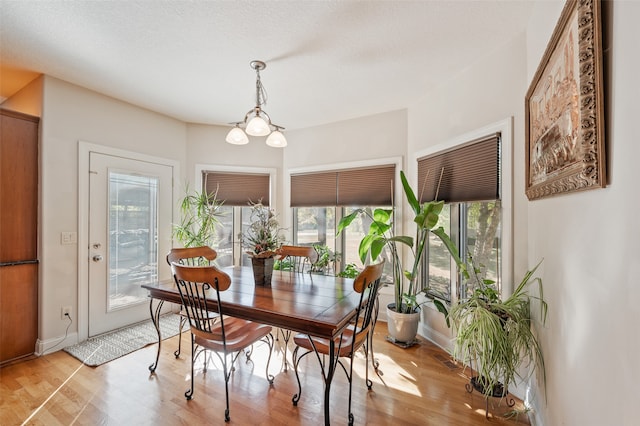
<box><xmin>92</xmin><ymin>255</ymin><xmax>103</xmax><ymax>262</ymax></box>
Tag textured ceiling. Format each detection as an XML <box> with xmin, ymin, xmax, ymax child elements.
<box><xmin>0</xmin><ymin>1</ymin><xmax>535</xmax><ymax>130</ymax></box>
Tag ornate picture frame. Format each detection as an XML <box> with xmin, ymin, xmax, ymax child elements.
<box><xmin>525</xmin><ymin>0</ymin><xmax>605</xmax><ymax>200</ymax></box>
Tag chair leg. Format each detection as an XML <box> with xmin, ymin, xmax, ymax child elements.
<box><xmin>364</xmin><ymin>337</ymin><xmax>372</xmax><ymax>390</ymax></box>
<box><xmin>174</xmin><ymin>314</ymin><xmax>187</xmax><ymax>358</ymax></box>
<box><xmin>369</xmin><ymin>297</ymin><xmax>382</xmax><ymax>376</ymax></box>
<box><xmin>222</xmin><ymin>352</ymin><xmax>231</xmax><ymax>422</ymax></box>
<box><xmin>347</xmin><ymin>356</ymin><xmax>355</xmax><ymax>426</ymax></box>
<box><xmin>185</xmin><ymin>334</ymin><xmax>195</xmax><ymax>400</ymax></box>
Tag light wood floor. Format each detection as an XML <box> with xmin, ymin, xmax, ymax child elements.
<box><xmin>1</xmin><ymin>324</ymin><xmax>531</xmax><ymax>425</ymax></box>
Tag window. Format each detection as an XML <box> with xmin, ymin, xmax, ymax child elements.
<box><xmin>418</xmin><ymin>131</ymin><xmax>507</xmax><ymax>302</ymax></box>
<box><xmin>292</xmin><ymin>206</ymin><xmax>393</xmax><ymax>278</ymax></box>
<box><xmin>290</xmin><ymin>162</ymin><xmax>398</xmax><ymax>277</ymax></box>
<box><xmin>425</xmin><ymin>204</ymin><xmax>454</xmax><ymax>301</ymax></box>
<box><xmin>200</xmin><ymin>168</ymin><xmax>274</xmax><ymax>267</ymax></box>
<box><xmin>462</xmin><ymin>200</ymin><xmax>501</xmax><ymax>298</ymax></box>
<box><xmin>425</xmin><ymin>201</ymin><xmax>501</xmax><ymax>302</ymax></box>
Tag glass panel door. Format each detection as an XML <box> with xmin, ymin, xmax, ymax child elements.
<box><xmin>108</xmin><ymin>172</ymin><xmax>159</xmax><ymax>310</ymax></box>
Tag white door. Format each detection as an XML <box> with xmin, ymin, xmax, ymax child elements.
<box><xmin>88</xmin><ymin>152</ymin><xmax>173</xmax><ymax>337</ymax></box>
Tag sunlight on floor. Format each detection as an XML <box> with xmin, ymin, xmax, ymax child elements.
<box><xmin>354</xmin><ymin>352</ymin><xmax>422</xmax><ymax>397</ymax></box>
<box><xmin>20</xmin><ymin>361</ymin><xmax>89</xmax><ymax>425</ymax></box>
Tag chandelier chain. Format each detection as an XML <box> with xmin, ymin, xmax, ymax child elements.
<box><xmin>255</xmin><ymin>68</ymin><xmax>268</xmax><ymax>108</ymax></box>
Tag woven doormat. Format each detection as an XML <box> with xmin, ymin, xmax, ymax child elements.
<box><xmin>64</xmin><ymin>313</ymin><xmax>183</xmax><ymax>367</ymax></box>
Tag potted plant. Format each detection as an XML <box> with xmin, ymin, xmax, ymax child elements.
<box><xmin>239</xmin><ymin>200</ymin><xmax>285</xmax><ymax>285</ymax></box>
<box><xmin>448</xmin><ymin>257</ymin><xmax>547</xmax><ymax>402</ymax></box>
<box><xmin>173</xmin><ymin>184</ymin><xmax>224</xmax><ymax>248</ymax></box>
<box><xmin>337</xmin><ymin>170</ymin><xmax>460</xmax><ymax>344</ymax></box>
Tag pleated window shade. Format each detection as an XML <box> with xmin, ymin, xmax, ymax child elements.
<box><xmin>203</xmin><ymin>172</ymin><xmax>270</xmax><ymax>206</ymax></box>
<box><xmin>290</xmin><ymin>164</ymin><xmax>395</xmax><ymax>207</ymax></box>
<box><xmin>417</xmin><ymin>133</ymin><xmax>501</xmax><ymax>203</ymax></box>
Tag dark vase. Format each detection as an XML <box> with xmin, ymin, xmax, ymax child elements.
<box><xmin>251</xmin><ymin>256</ymin><xmax>274</xmax><ymax>286</ymax></box>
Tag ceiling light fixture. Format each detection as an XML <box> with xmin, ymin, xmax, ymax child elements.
<box><xmin>226</xmin><ymin>60</ymin><xmax>287</xmax><ymax>148</ymax></box>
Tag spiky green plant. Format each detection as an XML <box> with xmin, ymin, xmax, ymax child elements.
<box><xmin>449</xmin><ymin>259</ymin><xmax>547</xmax><ymax>399</ymax></box>
<box><xmin>173</xmin><ymin>184</ymin><xmax>224</xmax><ymax>248</ymax></box>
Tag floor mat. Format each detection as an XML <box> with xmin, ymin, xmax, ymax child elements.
<box><xmin>63</xmin><ymin>313</ymin><xmax>183</xmax><ymax>367</ymax></box>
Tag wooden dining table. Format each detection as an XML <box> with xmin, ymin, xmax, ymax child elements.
<box><xmin>141</xmin><ymin>266</ymin><xmax>362</xmax><ymax>426</ymax></box>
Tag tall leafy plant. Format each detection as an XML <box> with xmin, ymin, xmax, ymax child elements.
<box><xmin>173</xmin><ymin>184</ymin><xmax>224</xmax><ymax>248</ymax></box>
<box><xmin>337</xmin><ymin>170</ymin><xmax>462</xmax><ymax>315</ymax></box>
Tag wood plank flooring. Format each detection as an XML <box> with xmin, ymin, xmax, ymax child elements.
<box><xmin>0</xmin><ymin>324</ymin><xmax>531</xmax><ymax>425</ymax></box>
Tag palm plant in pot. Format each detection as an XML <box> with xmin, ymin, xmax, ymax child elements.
<box><xmin>448</xmin><ymin>258</ymin><xmax>547</xmax><ymax>403</ymax></box>
<box><xmin>173</xmin><ymin>184</ymin><xmax>224</xmax><ymax>248</ymax></box>
<box><xmin>337</xmin><ymin>170</ymin><xmax>460</xmax><ymax>344</ymax></box>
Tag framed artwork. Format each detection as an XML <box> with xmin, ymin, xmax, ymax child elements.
<box><xmin>525</xmin><ymin>0</ymin><xmax>605</xmax><ymax>200</ymax></box>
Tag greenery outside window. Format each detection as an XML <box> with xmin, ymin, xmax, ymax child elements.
<box><xmin>293</xmin><ymin>206</ymin><xmax>393</xmax><ymax>280</ymax></box>
<box><xmin>425</xmin><ymin>201</ymin><xmax>501</xmax><ymax>302</ymax></box>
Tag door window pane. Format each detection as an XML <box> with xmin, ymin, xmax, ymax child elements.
<box><xmin>108</xmin><ymin>172</ymin><xmax>158</xmax><ymax>310</ymax></box>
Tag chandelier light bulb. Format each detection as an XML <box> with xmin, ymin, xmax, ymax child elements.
<box><xmin>225</xmin><ymin>126</ymin><xmax>249</xmax><ymax>145</ymax></box>
<box><xmin>245</xmin><ymin>115</ymin><xmax>271</xmax><ymax>136</ymax></box>
<box><xmin>266</xmin><ymin>129</ymin><xmax>287</xmax><ymax>147</ymax></box>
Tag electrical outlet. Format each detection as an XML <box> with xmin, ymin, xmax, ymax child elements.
<box><xmin>61</xmin><ymin>306</ymin><xmax>72</xmax><ymax>320</ymax></box>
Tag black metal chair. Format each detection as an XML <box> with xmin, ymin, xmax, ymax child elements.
<box><xmin>291</xmin><ymin>260</ymin><xmax>385</xmax><ymax>425</ymax></box>
<box><xmin>171</xmin><ymin>262</ymin><xmax>274</xmax><ymax>422</ymax></box>
<box><xmin>166</xmin><ymin>246</ymin><xmax>218</xmax><ymax>357</ymax></box>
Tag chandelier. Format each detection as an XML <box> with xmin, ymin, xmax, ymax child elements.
<box><xmin>225</xmin><ymin>60</ymin><xmax>287</xmax><ymax>148</ymax></box>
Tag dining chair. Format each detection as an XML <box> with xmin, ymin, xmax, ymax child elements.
<box><xmin>291</xmin><ymin>260</ymin><xmax>385</xmax><ymax>425</ymax></box>
<box><xmin>273</xmin><ymin>244</ymin><xmax>319</xmax><ymax>370</ymax></box>
<box><xmin>171</xmin><ymin>262</ymin><xmax>275</xmax><ymax>422</ymax></box>
<box><xmin>276</xmin><ymin>245</ymin><xmax>319</xmax><ymax>273</ymax></box>
<box><xmin>166</xmin><ymin>246</ymin><xmax>218</xmax><ymax>358</ymax></box>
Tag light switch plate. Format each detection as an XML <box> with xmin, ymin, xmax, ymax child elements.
<box><xmin>61</xmin><ymin>231</ymin><xmax>77</xmax><ymax>245</ymax></box>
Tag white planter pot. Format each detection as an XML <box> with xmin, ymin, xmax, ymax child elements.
<box><xmin>386</xmin><ymin>303</ymin><xmax>420</xmax><ymax>343</ymax></box>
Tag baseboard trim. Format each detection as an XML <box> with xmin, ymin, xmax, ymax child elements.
<box><xmin>36</xmin><ymin>332</ymin><xmax>79</xmax><ymax>356</ymax></box>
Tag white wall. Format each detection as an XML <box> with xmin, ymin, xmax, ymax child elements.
<box><xmin>35</xmin><ymin>77</ymin><xmax>187</xmax><ymax>349</ymax></box>
<box><xmin>283</xmin><ymin>109</ymin><xmax>407</xmax><ymax>169</ymax></box>
<box><xmin>526</xmin><ymin>1</ymin><xmax>639</xmax><ymax>425</ymax></box>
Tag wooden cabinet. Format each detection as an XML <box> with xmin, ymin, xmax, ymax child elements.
<box><xmin>0</xmin><ymin>109</ymin><xmax>39</xmax><ymax>365</ymax></box>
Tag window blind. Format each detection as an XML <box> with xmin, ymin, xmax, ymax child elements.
<box><xmin>290</xmin><ymin>164</ymin><xmax>395</xmax><ymax>207</ymax></box>
<box><xmin>203</xmin><ymin>171</ymin><xmax>270</xmax><ymax>206</ymax></box>
<box><xmin>417</xmin><ymin>133</ymin><xmax>500</xmax><ymax>203</ymax></box>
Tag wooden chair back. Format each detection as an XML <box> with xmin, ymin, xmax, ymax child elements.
<box><xmin>166</xmin><ymin>246</ymin><xmax>217</xmax><ymax>266</ymax></box>
<box><xmin>276</xmin><ymin>245</ymin><xmax>318</xmax><ymax>273</ymax></box>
